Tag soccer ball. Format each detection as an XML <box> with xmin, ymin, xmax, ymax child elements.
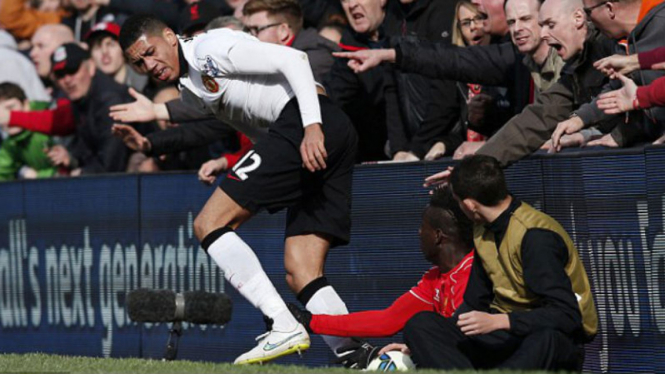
<box><xmin>366</xmin><ymin>351</ymin><xmax>415</xmax><ymax>372</ymax></box>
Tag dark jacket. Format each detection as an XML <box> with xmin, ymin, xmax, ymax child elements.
<box><xmin>326</xmin><ymin>0</ymin><xmax>459</xmax><ymax>161</ymax></box>
<box><xmin>476</xmin><ymin>27</ymin><xmax>617</xmax><ymax>166</ymax></box>
<box><xmin>324</xmin><ymin>28</ymin><xmax>390</xmax><ymax>162</ymax></box>
<box><xmin>149</xmin><ymin>119</ymin><xmax>232</xmax><ymax>171</ymax></box>
<box><xmin>299</xmin><ymin>0</ymin><xmax>343</xmax><ymax>29</ymax></box>
<box><xmin>383</xmin><ymin>0</ymin><xmax>455</xmax><ymax>43</ymax></box>
<box><xmin>382</xmin><ymin>0</ymin><xmax>459</xmax><ymax>158</ymax></box>
<box><xmin>391</xmin><ymin>79</ymin><xmax>461</xmax><ymax>158</ymax></box>
<box><xmin>159</xmin><ymin>91</ymin><xmax>242</xmax><ymax>170</ymax></box>
<box><xmin>292</xmin><ymin>27</ymin><xmax>341</xmax><ymax>83</ymax></box>
<box><xmin>107</xmin><ymin>0</ymin><xmax>181</xmax><ymax>30</ymax></box>
<box><xmin>146</xmin><ymin>117</ymin><xmax>238</xmax><ymax>163</ymax></box>
<box><xmin>576</xmin><ymin>1</ymin><xmax>665</xmax><ymax>145</ymax></box>
<box><xmin>395</xmin><ymin>37</ymin><xmax>532</xmax><ymax>120</ymax></box>
<box><xmin>69</xmin><ymin>71</ymin><xmax>134</xmax><ymax>174</ymax></box>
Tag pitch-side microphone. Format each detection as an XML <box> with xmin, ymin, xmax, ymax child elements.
<box><xmin>127</xmin><ymin>289</ymin><xmax>232</xmax><ymax>325</ymax></box>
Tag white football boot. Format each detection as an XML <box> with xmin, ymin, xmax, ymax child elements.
<box><xmin>233</xmin><ymin>323</ymin><xmax>310</xmax><ymax>365</ymax></box>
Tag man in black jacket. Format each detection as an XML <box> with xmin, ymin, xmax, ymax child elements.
<box><xmin>45</xmin><ymin>43</ymin><xmax>135</xmax><ymax>175</ymax></box>
<box><xmin>381</xmin><ymin>0</ymin><xmax>460</xmax><ymax>162</ymax></box>
<box><xmin>326</xmin><ymin>0</ymin><xmax>459</xmax><ymax>162</ymax></box>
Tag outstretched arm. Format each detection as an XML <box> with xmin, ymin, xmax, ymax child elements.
<box><xmin>109</xmin><ymin>88</ymin><xmax>171</xmax><ymax>123</ymax></box>
<box><xmin>332</xmin><ymin>49</ymin><xmax>397</xmax><ymax>74</ymax></box>
<box><xmin>3</xmin><ymin>98</ymin><xmax>76</xmax><ymax>136</ymax></box>
<box><xmin>596</xmin><ymin>73</ymin><xmax>639</xmax><ymax>114</ymax></box>
<box><xmin>396</xmin><ymin>40</ymin><xmax>516</xmax><ymax>86</ymax></box>
<box><xmin>595</xmin><ymin>47</ymin><xmax>665</xmax><ymax>77</ymax></box>
<box><xmin>310</xmin><ymin>292</ymin><xmax>431</xmax><ymax>338</ymax></box>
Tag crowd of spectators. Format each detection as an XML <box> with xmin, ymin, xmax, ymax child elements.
<box><xmin>0</xmin><ymin>0</ymin><xmax>664</xmax><ymax>182</ymax></box>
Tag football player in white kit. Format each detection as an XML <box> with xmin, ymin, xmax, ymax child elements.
<box><xmin>111</xmin><ymin>15</ymin><xmax>358</xmax><ymax>365</ymax></box>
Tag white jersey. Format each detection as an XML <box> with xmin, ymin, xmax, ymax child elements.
<box><xmin>178</xmin><ymin>29</ymin><xmax>322</xmax><ymax>142</ymax></box>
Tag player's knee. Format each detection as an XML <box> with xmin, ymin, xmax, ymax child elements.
<box><xmin>405</xmin><ymin>311</ymin><xmax>435</xmax><ymax>332</ymax></box>
<box><xmin>523</xmin><ymin>328</ymin><xmax>563</xmax><ymax>348</ymax></box>
<box><xmin>193</xmin><ymin>214</ymin><xmax>210</xmax><ymax>242</ymax></box>
<box><xmin>285</xmin><ymin>273</ymin><xmax>296</xmax><ymax>292</ymax></box>
<box><xmin>194</xmin><ymin>215</ymin><xmax>230</xmax><ymax>243</ymax></box>
<box><xmin>285</xmin><ymin>266</ymin><xmax>324</xmax><ymax>294</ymax></box>
<box><xmin>404</xmin><ymin>311</ymin><xmax>446</xmax><ymax>341</ymax></box>
<box><xmin>284</xmin><ymin>268</ymin><xmax>308</xmax><ymax>293</ymax></box>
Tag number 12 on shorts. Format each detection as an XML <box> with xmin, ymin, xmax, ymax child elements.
<box><xmin>232</xmin><ymin>150</ymin><xmax>262</xmax><ymax>181</ymax></box>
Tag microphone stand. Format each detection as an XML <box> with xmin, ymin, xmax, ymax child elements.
<box><xmin>163</xmin><ymin>321</ymin><xmax>183</xmax><ymax>361</ymax></box>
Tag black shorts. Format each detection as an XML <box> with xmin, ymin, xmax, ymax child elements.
<box><xmin>219</xmin><ymin>95</ymin><xmax>358</xmax><ymax>247</ymax></box>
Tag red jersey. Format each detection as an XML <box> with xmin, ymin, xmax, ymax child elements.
<box><xmin>409</xmin><ymin>251</ymin><xmax>474</xmax><ymax>318</ymax></box>
<box><xmin>310</xmin><ymin>251</ymin><xmax>474</xmax><ymax>337</ymax></box>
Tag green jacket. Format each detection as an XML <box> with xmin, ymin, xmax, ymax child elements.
<box><xmin>474</xmin><ymin>201</ymin><xmax>598</xmax><ymax>340</ymax></box>
<box><xmin>0</xmin><ymin>130</ymin><xmax>56</xmax><ymax>181</ymax></box>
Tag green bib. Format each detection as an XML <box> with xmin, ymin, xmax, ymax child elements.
<box><xmin>474</xmin><ymin>202</ymin><xmax>598</xmax><ymax>339</ymax></box>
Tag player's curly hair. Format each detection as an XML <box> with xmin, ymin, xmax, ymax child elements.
<box><xmin>427</xmin><ymin>186</ymin><xmax>475</xmax><ymax>251</ymax></box>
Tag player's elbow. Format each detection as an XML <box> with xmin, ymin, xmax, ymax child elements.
<box><xmin>279</xmin><ymin>50</ymin><xmax>310</xmax><ymax>72</ymax></box>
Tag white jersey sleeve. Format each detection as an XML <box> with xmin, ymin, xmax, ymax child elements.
<box><xmin>194</xmin><ymin>30</ymin><xmax>322</xmax><ymax>128</ymax></box>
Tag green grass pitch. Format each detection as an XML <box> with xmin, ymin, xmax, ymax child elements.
<box><xmin>0</xmin><ymin>353</ymin><xmax>558</xmax><ymax>373</ymax></box>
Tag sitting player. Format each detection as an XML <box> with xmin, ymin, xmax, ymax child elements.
<box><xmin>289</xmin><ymin>186</ymin><xmax>475</xmax><ymax>368</ymax></box>
<box><xmin>415</xmin><ymin>155</ymin><xmax>597</xmax><ymax>371</ymax></box>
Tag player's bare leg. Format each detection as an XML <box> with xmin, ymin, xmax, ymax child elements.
<box><xmin>195</xmin><ymin>188</ymin><xmax>310</xmax><ymax>365</ymax></box>
<box><xmin>284</xmin><ymin>234</ymin><xmax>329</xmax><ymax>293</ymax></box>
<box><xmin>193</xmin><ymin>188</ymin><xmax>252</xmax><ymax>237</ymax></box>
<box><xmin>285</xmin><ymin>234</ymin><xmax>355</xmax><ymax>355</ymax></box>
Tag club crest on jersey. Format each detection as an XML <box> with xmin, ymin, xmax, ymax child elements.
<box><xmin>202</xmin><ymin>75</ymin><xmax>219</xmax><ymax>93</ymax></box>
<box><xmin>201</xmin><ymin>55</ymin><xmax>221</xmax><ymax>77</ymax></box>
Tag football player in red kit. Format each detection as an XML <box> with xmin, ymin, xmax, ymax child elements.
<box><xmin>289</xmin><ymin>186</ymin><xmax>474</xmax><ymax>368</ymax></box>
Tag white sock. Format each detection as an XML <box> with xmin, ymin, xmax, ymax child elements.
<box><xmin>305</xmin><ymin>285</ymin><xmax>355</xmax><ymax>355</ymax></box>
<box><xmin>207</xmin><ymin>231</ymin><xmax>297</xmax><ymax>332</ymax></box>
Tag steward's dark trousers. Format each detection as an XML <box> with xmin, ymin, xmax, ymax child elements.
<box><xmin>403</xmin><ymin>311</ymin><xmax>584</xmax><ymax>371</ymax></box>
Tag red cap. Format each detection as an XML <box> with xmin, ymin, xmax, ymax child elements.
<box><xmin>85</xmin><ymin>22</ymin><xmax>121</xmax><ymax>42</ymax></box>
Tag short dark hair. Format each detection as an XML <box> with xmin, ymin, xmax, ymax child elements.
<box><xmin>450</xmin><ymin>155</ymin><xmax>508</xmax><ymax>206</ymax></box>
<box><xmin>427</xmin><ymin>186</ymin><xmax>475</xmax><ymax>250</ymax></box>
<box><xmin>0</xmin><ymin>82</ymin><xmax>27</xmax><ymax>102</ymax></box>
<box><xmin>89</xmin><ymin>34</ymin><xmax>116</xmax><ymax>50</ymax></box>
<box><xmin>119</xmin><ymin>15</ymin><xmax>169</xmax><ymax>52</ymax></box>
<box><xmin>243</xmin><ymin>0</ymin><xmax>304</xmax><ymax>33</ymax></box>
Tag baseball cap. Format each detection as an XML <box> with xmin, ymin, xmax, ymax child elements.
<box><xmin>51</xmin><ymin>43</ymin><xmax>91</xmax><ymax>78</ymax></box>
<box><xmin>85</xmin><ymin>21</ymin><xmax>121</xmax><ymax>44</ymax></box>
<box><xmin>178</xmin><ymin>1</ymin><xmax>221</xmax><ymax>35</ymax></box>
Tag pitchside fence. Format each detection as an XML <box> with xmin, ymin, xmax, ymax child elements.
<box><xmin>0</xmin><ymin>147</ymin><xmax>664</xmax><ymax>373</ymax></box>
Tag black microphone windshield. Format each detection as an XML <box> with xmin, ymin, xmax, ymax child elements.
<box><xmin>184</xmin><ymin>290</ymin><xmax>232</xmax><ymax>325</ymax></box>
<box><xmin>127</xmin><ymin>289</ymin><xmax>232</xmax><ymax>325</ymax></box>
<box><xmin>128</xmin><ymin>289</ymin><xmax>176</xmax><ymax>323</ymax></box>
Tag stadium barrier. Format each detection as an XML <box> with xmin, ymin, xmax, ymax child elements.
<box><xmin>0</xmin><ymin>147</ymin><xmax>664</xmax><ymax>373</ymax></box>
